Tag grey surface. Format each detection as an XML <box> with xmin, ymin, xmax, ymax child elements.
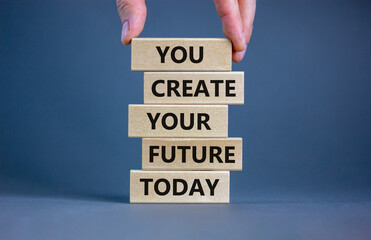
<box><xmin>1</xmin><ymin>0</ymin><xmax>371</xmax><ymax>239</ymax></box>
<box><xmin>1</xmin><ymin>195</ymin><xmax>371</xmax><ymax>240</ymax></box>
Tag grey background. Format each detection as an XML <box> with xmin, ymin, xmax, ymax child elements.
<box><xmin>1</xmin><ymin>0</ymin><xmax>370</xmax><ymax>239</ymax></box>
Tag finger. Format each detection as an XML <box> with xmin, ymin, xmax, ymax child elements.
<box><xmin>239</xmin><ymin>0</ymin><xmax>256</xmax><ymax>45</ymax></box>
<box><xmin>233</xmin><ymin>0</ymin><xmax>256</xmax><ymax>61</ymax></box>
<box><xmin>116</xmin><ymin>0</ymin><xmax>147</xmax><ymax>45</ymax></box>
<box><xmin>213</xmin><ymin>0</ymin><xmax>245</xmax><ymax>52</ymax></box>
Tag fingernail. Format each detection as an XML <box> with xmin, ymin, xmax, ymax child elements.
<box><xmin>121</xmin><ymin>21</ymin><xmax>129</xmax><ymax>44</ymax></box>
<box><xmin>242</xmin><ymin>33</ymin><xmax>246</xmax><ymax>50</ymax></box>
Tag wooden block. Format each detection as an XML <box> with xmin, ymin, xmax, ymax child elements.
<box><xmin>130</xmin><ymin>170</ymin><xmax>229</xmax><ymax>203</ymax></box>
<box><xmin>142</xmin><ymin>138</ymin><xmax>242</xmax><ymax>171</ymax></box>
<box><xmin>144</xmin><ymin>72</ymin><xmax>244</xmax><ymax>105</ymax></box>
<box><xmin>128</xmin><ymin>105</ymin><xmax>228</xmax><ymax>138</ymax></box>
<box><xmin>131</xmin><ymin>38</ymin><xmax>231</xmax><ymax>71</ymax></box>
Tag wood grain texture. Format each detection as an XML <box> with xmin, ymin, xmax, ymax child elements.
<box><xmin>144</xmin><ymin>72</ymin><xmax>244</xmax><ymax>105</ymax></box>
<box><xmin>128</xmin><ymin>105</ymin><xmax>228</xmax><ymax>138</ymax></box>
<box><xmin>131</xmin><ymin>38</ymin><xmax>231</xmax><ymax>71</ymax></box>
<box><xmin>142</xmin><ymin>138</ymin><xmax>242</xmax><ymax>171</ymax></box>
<box><xmin>130</xmin><ymin>170</ymin><xmax>230</xmax><ymax>203</ymax></box>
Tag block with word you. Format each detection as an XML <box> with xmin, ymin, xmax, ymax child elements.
<box><xmin>131</xmin><ymin>38</ymin><xmax>231</xmax><ymax>71</ymax></box>
<box><xmin>130</xmin><ymin>170</ymin><xmax>229</xmax><ymax>203</ymax></box>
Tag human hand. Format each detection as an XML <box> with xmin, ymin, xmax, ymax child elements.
<box><xmin>213</xmin><ymin>0</ymin><xmax>256</xmax><ymax>62</ymax></box>
<box><xmin>116</xmin><ymin>0</ymin><xmax>255</xmax><ymax>63</ymax></box>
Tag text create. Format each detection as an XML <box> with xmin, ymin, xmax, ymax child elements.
<box><xmin>151</xmin><ymin>79</ymin><xmax>236</xmax><ymax>97</ymax></box>
<box><xmin>144</xmin><ymin>72</ymin><xmax>244</xmax><ymax>105</ymax></box>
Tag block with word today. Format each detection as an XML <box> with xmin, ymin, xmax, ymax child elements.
<box><xmin>131</xmin><ymin>38</ymin><xmax>231</xmax><ymax>71</ymax></box>
<box><xmin>144</xmin><ymin>72</ymin><xmax>244</xmax><ymax>105</ymax></box>
<box><xmin>130</xmin><ymin>170</ymin><xmax>229</xmax><ymax>203</ymax></box>
<box><xmin>128</xmin><ymin>105</ymin><xmax>228</xmax><ymax>138</ymax></box>
<box><xmin>142</xmin><ymin>138</ymin><xmax>242</xmax><ymax>171</ymax></box>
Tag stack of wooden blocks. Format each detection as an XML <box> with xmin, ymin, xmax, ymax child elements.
<box><xmin>128</xmin><ymin>38</ymin><xmax>244</xmax><ymax>203</ymax></box>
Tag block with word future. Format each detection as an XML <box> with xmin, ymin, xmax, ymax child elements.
<box><xmin>130</xmin><ymin>170</ymin><xmax>229</xmax><ymax>203</ymax></box>
<box><xmin>144</xmin><ymin>72</ymin><xmax>244</xmax><ymax>105</ymax></box>
<box><xmin>128</xmin><ymin>105</ymin><xmax>228</xmax><ymax>138</ymax></box>
<box><xmin>142</xmin><ymin>138</ymin><xmax>242</xmax><ymax>171</ymax></box>
<box><xmin>131</xmin><ymin>38</ymin><xmax>231</xmax><ymax>71</ymax></box>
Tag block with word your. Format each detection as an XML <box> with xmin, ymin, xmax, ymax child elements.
<box><xmin>128</xmin><ymin>105</ymin><xmax>228</xmax><ymax>137</ymax></box>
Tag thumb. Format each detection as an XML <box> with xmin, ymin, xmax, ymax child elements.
<box><xmin>116</xmin><ymin>0</ymin><xmax>147</xmax><ymax>45</ymax></box>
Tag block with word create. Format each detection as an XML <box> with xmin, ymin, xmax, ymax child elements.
<box><xmin>144</xmin><ymin>72</ymin><xmax>244</xmax><ymax>105</ymax></box>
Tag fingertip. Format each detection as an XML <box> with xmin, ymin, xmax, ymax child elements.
<box><xmin>121</xmin><ymin>37</ymin><xmax>131</xmax><ymax>45</ymax></box>
<box><xmin>121</xmin><ymin>38</ymin><xmax>131</xmax><ymax>46</ymax></box>
<box><xmin>232</xmin><ymin>47</ymin><xmax>247</xmax><ymax>63</ymax></box>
